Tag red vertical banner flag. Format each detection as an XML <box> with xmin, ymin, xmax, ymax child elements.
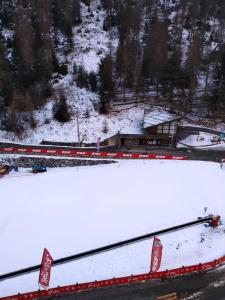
<box><xmin>39</xmin><ymin>248</ymin><xmax>54</xmax><ymax>289</ymax></box>
<box><xmin>150</xmin><ymin>237</ymin><xmax>163</xmax><ymax>273</ymax></box>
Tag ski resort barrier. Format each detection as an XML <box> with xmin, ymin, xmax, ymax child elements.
<box><xmin>1</xmin><ymin>255</ymin><xmax>225</xmax><ymax>300</ymax></box>
<box><xmin>0</xmin><ymin>147</ymin><xmax>188</xmax><ymax>160</ymax></box>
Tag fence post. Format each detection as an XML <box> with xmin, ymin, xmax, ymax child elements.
<box><xmin>161</xmin><ymin>270</ymin><xmax>168</xmax><ymax>281</ymax></box>
<box><xmin>182</xmin><ymin>266</ymin><xmax>185</xmax><ymax>276</ymax></box>
<box><xmin>129</xmin><ymin>274</ymin><xmax>133</xmax><ymax>284</ymax></box>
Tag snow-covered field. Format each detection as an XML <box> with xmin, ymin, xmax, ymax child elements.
<box><xmin>1</xmin><ymin>159</ymin><xmax>225</xmax><ymax>297</ymax></box>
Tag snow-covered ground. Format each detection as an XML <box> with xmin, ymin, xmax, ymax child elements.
<box><xmin>0</xmin><ymin>103</ymin><xmax>146</xmax><ymax>145</ymax></box>
<box><xmin>177</xmin><ymin>131</ymin><xmax>225</xmax><ymax>150</ymax></box>
<box><xmin>1</xmin><ymin>159</ymin><xmax>225</xmax><ymax>296</ymax></box>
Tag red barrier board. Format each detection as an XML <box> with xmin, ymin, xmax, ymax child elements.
<box><xmin>1</xmin><ymin>255</ymin><xmax>225</xmax><ymax>300</ymax></box>
<box><xmin>0</xmin><ymin>147</ymin><xmax>188</xmax><ymax>160</ymax></box>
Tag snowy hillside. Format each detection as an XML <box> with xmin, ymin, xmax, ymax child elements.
<box><xmin>1</xmin><ymin>160</ymin><xmax>225</xmax><ymax>296</ymax></box>
<box><xmin>0</xmin><ymin>0</ymin><xmax>124</xmax><ymax>144</ymax></box>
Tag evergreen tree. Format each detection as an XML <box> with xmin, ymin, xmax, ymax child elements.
<box><xmin>73</xmin><ymin>0</ymin><xmax>82</xmax><ymax>25</ymax></box>
<box><xmin>185</xmin><ymin>34</ymin><xmax>202</xmax><ymax>102</ymax></box>
<box><xmin>98</xmin><ymin>55</ymin><xmax>114</xmax><ymax>114</ymax></box>
<box><xmin>142</xmin><ymin>19</ymin><xmax>168</xmax><ymax>96</ymax></box>
<box><xmin>52</xmin><ymin>0</ymin><xmax>81</xmax><ymax>42</ymax></box>
<box><xmin>160</xmin><ymin>50</ymin><xmax>186</xmax><ymax>99</ymax></box>
<box><xmin>210</xmin><ymin>45</ymin><xmax>225</xmax><ymax>111</ymax></box>
<box><xmin>76</xmin><ymin>65</ymin><xmax>89</xmax><ymax>88</ymax></box>
<box><xmin>0</xmin><ymin>0</ymin><xmax>16</xmax><ymax>30</ymax></box>
<box><xmin>13</xmin><ymin>0</ymin><xmax>35</xmax><ymax>89</ymax></box>
<box><xmin>88</xmin><ymin>71</ymin><xmax>98</xmax><ymax>92</ymax></box>
<box><xmin>0</xmin><ymin>42</ymin><xmax>13</xmax><ymax>106</ymax></box>
<box><xmin>32</xmin><ymin>0</ymin><xmax>54</xmax><ymax>83</ymax></box>
<box><xmin>53</xmin><ymin>93</ymin><xmax>71</xmax><ymax>123</ymax></box>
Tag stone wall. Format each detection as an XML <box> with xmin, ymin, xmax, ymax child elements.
<box><xmin>0</xmin><ymin>156</ymin><xmax>116</xmax><ymax>168</ymax></box>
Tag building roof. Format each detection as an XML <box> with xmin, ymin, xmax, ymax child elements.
<box><xmin>119</xmin><ymin>127</ymin><xmax>144</xmax><ymax>135</ymax></box>
<box><xmin>143</xmin><ymin>109</ymin><xmax>181</xmax><ymax>128</ymax></box>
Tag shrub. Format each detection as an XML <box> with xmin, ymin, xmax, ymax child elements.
<box><xmin>88</xmin><ymin>71</ymin><xmax>98</xmax><ymax>92</ymax></box>
<box><xmin>58</xmin><ymin>64</ymin><xmax>68</xmax><ymax>76</ymax></box>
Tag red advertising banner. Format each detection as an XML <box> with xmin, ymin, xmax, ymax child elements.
<box><xmin>1</xmin><ymin>254</ymin><xmax>225</xmax><ymax>300</ymax></box>
<box><xmin>150</xmin><ymin>237</ymin><xmax>163</xmax><ymax>273</ymax></box>
<box><xmin>38</xmin><ymin>248</ymin><xmax>53</xmax><ymax>289</ymax></box>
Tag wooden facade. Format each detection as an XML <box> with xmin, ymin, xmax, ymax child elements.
<box><xmin>104</xmin><ymin>133</ymin><xmax>175</xmax><ymax>147</ymax></box>
<box><xmin>145</xmin><ymin>120</ymin><xmax>179</xmax><ymax>136</ymax></box>
<box><xmin>103</xmin><ymin>116</ymin><xmax>181</xmax><ymax>147</ymax></box>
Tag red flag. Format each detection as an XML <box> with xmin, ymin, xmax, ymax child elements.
<box><xmin>150</xmin><ymin>237</ymin><xmax>163</xmax><ymax>273</ymax></box>
<box><xmin>39</xmin><ymin>248</ymin><xmax>53</xmax><ymax>288</ymax></box>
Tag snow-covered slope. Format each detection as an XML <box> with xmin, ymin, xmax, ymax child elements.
<box><xmin>0</xmin><ymin>0</ymin><xmax>119</xmax><ymax>144</ymax></box>
<box><xmin>1</xmin><ymin>160</ymin><xmax>225</xmax><ymax>296</ymax></box>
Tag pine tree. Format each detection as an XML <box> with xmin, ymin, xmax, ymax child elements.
<box><xmin>160</xmin><ymin>49</ymin><xmax>186</xmax><ymax>99</ymax></box>
<box><xmin>52</xmin><ymin>0</ymin><xmax>81</xmax><ymax>42</ymax></box>
<box><xmin>76</xmin><ymin>65</ymin><xmax>89</xmax><ymax>88</ymax></box>
<box><xmin>0</xmin><ymin>0</ymin><xmax>16</xmax><ymax>30</ymax></box>
<box><xmin>98</xmin><ymin>55</ymin><xmax>114</xmax><ymax>114</ymax></box>
<box><xmin>53</xmin><ymin>93</ymin><xmax>71</xmax><ymax>123</ymax></box>
<box><xmin>15</xmin><ymin>0</ymin><xmax>35</xmax><ymax>67</ymax></box>
<box><xmin>142</xmin><ymin>18</ymin><xmax>168</xmax><ymax>96</ymax></box>
<box><xmin>73</xmin><ymin>0</ymin><xmax>82</xmax><ymax>25</ymax></box>
<box><xmin>88</xmin><ymin>71</ymin><xmax>98</xmax><ymax>92</ymax></box>
<box><xmin>11</xmin><ymin>91</ymin><xmax>33</xmax><ymax>112</ymax></box>
<box><xmin>210</xmin><ymin>44</ymin><xmax>225</xmax><ymax>112</ymax></box>
<box><xmin>31</xmin><ymin>0</ymin><xmax>55</xmax><ymax>84</ymax></box>
<box><xmin>0</xmin><ymin>42</ymin><xmax>13</xmax><ymax>106</ymax></box>
<box><xmin>13</xmin><ymin>0</ymin><xmax>35</xmax><ymax>89</ymax></box>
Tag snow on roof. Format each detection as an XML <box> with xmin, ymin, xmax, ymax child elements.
<box><xmin>119</xmin><ymin>127</ymin><xmax>144</xmax><ymax>135</ymax></box>
<box><xmin>143</xmin><ymin>109</ymin><xmax>180</xmax><ymax>128</ymax></box>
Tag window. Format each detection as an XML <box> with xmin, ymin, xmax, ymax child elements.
<box><xmin>163</xmin><ymin>124</ymin><xmax>169</xmax><ymax>134</ymax></box>
<box><xmin>157</xmin><ymin>122</ymin><xmax>178</xmax><ymax>134</ymax></box>
<box><xmin>157</xmin><ymin>125</ymin><xmax>163</xmax><ymax>134</ymax></box>
<box><xmin>147</xmin><ymin>139</ymin><xmax>156</xmax><ymax>145</ymax></box>
<box><xmin>169</xmin><ymin>122</ymin><xmax>177</xmax><ymax>134</ymax></box>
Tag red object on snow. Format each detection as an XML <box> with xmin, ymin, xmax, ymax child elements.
<box><xmin>39</xmin><ymin>248</ymin><xmax>53</xmax><ymax>288</ymax></box>
<box><xmin>211</xmin><ymin>215</ymin><xmax>221</xmax><ymax>228</ymax></box>
<box><xmin>150</xmin><ymin>237</ymin><xmax>163</xmax><ymax>273</ymax></box>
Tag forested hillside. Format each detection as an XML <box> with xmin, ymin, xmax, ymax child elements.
<box><xmin>1</xmin><ymin>0</ymin><xmax>225</xmax><ymax>135</ymax></box>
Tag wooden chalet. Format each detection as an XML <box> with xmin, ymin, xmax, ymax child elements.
<box><xmin>143</xmin><ymin>109</ymin><xmax>181</xmax><ymax>146</ymax></box>
<box><xmin>103</xmin><ymin>110</ymin><xmax>181</xmax><ymax>147</ymax></box>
